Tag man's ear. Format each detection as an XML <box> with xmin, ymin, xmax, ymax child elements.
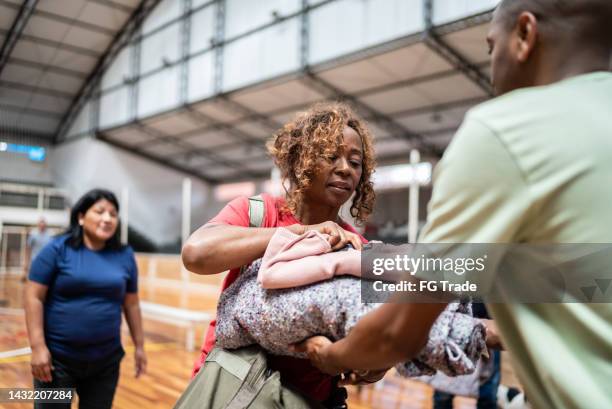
<box><xmin>515</xmin><ymin>11</ymin><xmax>538</xmax><ymax>63</ymax></box>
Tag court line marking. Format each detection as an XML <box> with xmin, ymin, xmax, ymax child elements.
<box><xmin>0</xmin><ymin>342</ymin><xmax>181</xmax><ymax>364</ymax></box>
<box><xmin>0</xmin><ymin>308</ymin><xmax>24</xmax><ymax>315</ymax></box>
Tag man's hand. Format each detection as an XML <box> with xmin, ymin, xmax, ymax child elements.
<box><xmin>291</xmin><ymin>336</ymin><xmax>344</xmax><ymax>375</ymax></box>
<box><xmin>481</xmin><ymin>319</ymin><xmax>504</xmax><ymax>350</ymax></box>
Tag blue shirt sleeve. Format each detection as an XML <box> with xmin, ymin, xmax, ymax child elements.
<box><xmin>29</xmin><ymin>237</ymin><xmax>61</xmax><ymax>285</ymax></box>
<box><xmin>125</xmin><ymin>246</ymin><xmax>138</xmax><ymax>293</ymax></box>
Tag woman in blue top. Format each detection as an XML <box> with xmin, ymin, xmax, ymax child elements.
<box><xmin>24</xmin><ymin>189</ymin><xmax>146</xmax><ymax>409</ymax></box>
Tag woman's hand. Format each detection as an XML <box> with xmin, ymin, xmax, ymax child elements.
<box><xmin>134</xmin><ymin>346</ymin><xmax>147</xmax><ymax>378</ymax></box>
<box><xmin>291</xmin><ymin>221</ymin><xmax>363</xmax><ymax>251</ymax></box>
<box><xmin>30</xmin><ymin>345</ymin><xmax>53</xmax><ymax>382</ymax></box>
<box><xmin>291</xmin><ymin>336</ymin><xmax>344</xmax><ymax>375</ymax></box>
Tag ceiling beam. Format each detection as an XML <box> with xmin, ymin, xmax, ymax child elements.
<box><xmin>0</xmin><ymin>0</ymin><xmax>38</xmax><ymax>77</ymax></box>
<box><xmin>97</xmin><ymin>131</ymin><xmax>219</xmax><ymax>184</ymax></box>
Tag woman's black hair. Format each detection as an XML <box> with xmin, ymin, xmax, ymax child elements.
<box><xmin>65</xmin><ymin>188</ymin><xmax>123</xmax><ymax>250</ymax></box>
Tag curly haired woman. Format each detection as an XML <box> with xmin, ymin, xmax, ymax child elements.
<box><xmin>182</xmin><ymin>102</ymin><xmax>377</xmax><ymax>407</ymax></box>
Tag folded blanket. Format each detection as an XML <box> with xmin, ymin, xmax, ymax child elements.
<box><xmin>258</xmin><ymin>227</ymin><xmax>361</xmax><ymax>289</ymax></box>
<box><xmin>216</xmin><ymin>258</ymin><xmax>487</xmax><ymax>377</ymax></box>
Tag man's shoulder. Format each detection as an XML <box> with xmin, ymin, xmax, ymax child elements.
<box><xmin>467</xmin><ymin>73</ymin><xmax>612</xmax><ymax>127</ymax></box>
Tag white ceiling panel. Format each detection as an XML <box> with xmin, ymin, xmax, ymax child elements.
<box><xmin>217</xmin><ymin>144</ymin><xmax>266</xmax><ymax>162</ymax></box>
<box><xmin>28</xmin><ymin>93</ymin><xmax>71</xmax><ymax>114</ymax></box>
<box><xmin>373</xmin><ymin>43</ymin><xmax>454</xmax><ymax>81</ymax></box>
<box><xmin>38</xmin><ymin>71</ymin><xmax>84</xmax><ymax>94</ymax></box>
<box><xmin>271</xmin><ymin>111</ymin><xmax>302</xmax><ymax>126</ymax></box>
<box><xmin>63</xmin><ymin>25</ymin><xmax>110</xmax><ymax>52</ymax></box>
<box><xmin>50</xmin><ymin>47</ymin><xmax>98</xmax><ymax>73</ymax></box>
<box><xmin>36</xmin><ymin>0</ymin><xmax>89</xmax><ymax>19</ymax></box>
<box><xmin>10</xmin><ymin>40</ymin><xmax>58</xmax><ymax>65</ymax></box>
<box><xmin>143</xmin><ymin>142</ymin><xmax>187</xmax><ymax>156</ymax></box>
<box><xmin>2</xmin><ymin>64</ymin><xmax>44</xmax><ymax>87</ymax></box>
<box><xmin>79</xmin><ymin>2</ymin><xmax>129</xmax><ymax>31</ymax></box>
<box><xmin>107</xmin><ymin>0</ymin><xmax>140</xmax><ymax>7</ymax></box>
<box><xmin>316</xmin><ymin>59</ymin><xmax>396</xmax><ymax>94</ymax></box>
<box><xmin>191</xmin><ymin>100</ymin><xmax>246</xmax><ymax>123</ymax></box>
<box><xmin>0</xmin><ymin>4</ymin><xmax>17</xmax><ymax>30</ymax></box>
<box><xmin>182</xmin><ymin>129</ymin><xmax>234</xmax><ymax>148</ymax></box>
<box><xmin>366</xmin><ymin>121</ymin><xmax>394</xmax><ymax>140</ymax></box>
<box><xmin>24</xmin><ymin>15</ymin><xmax>72</xmax><ymax>43</ymax></box>
<box><xmin>316</xmin><ymin>43</ymin><xmax>454</xmax><ymax>94</ymax></box>
<box><xmin>9</xmin><ymin>38</ymin><xmax>98</xmax><ymax>74</ymax></box>
<box><xmin>443</xmin><ymin>24</ymin><xmax>492</xmax><ymax>65</ymax></box>
<box><xmin>230</xmin><ymin>79</ymin><xmax>325</xmax><ymax>114</ymax></box>
<box><xmin>395</xmin><ymin>105</ymin><xmax>471</xmax><ymax>133</ymax></box>
<box><xmin>0</xmin><ymin>87</ymin><xmax>32</xmax><ymax>108</ymax></box>
<box><xmin>360</xmin><ymin>74</ymin><xmax>485</xmax><ymax>115</ymax></box>
<box><xmin>144</xmin><ymin>111</ymin><xmax>207</xmax><ymax>135</ymax></box>
<box><xmin>233</xmin><ymin>120</ymin><xmax>276</xmax><ymax>139</ymax></box>
<box><xmin>359</xmin><ymin>85</ymin><xmax>432</xmax><ymax>114</ymax></box>
<box><xmin>104</xmin><ymin>127</ymin><xmax>153</xmax><ymax>146</ymax></box>
<box><xmin>245</xmin><ymin>158</ymin><xmax>273</xmax><ymax>172</ymax></box>
<box><xmin>409</xmin><ymin>74</ymin><xmax>486</xmax><ymax>109</ymax></box>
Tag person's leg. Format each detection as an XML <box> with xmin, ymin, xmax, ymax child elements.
<box><xmin>33</xmin><ymin>355</ymin><xmax>76</xmax><ymax>409</ymax></box>
<box><xmin>476</xmin><ymin>350</ymin><xmax>501</xmax><ymax>409</ymax></box>
<box><xmin>77</xmin><ymin>349</ymin><xmax>124</xmax><ymax>409</ymax></box>
<box><xmin>433</xmin><ymin>390</ymin><xmax>454</xmax><ymax>409</ymax></box>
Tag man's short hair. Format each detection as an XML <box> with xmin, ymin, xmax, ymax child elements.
<box><xmin>497</xmin><ymin>0</ymin><xmax>612</xmax><ymax>45</ymax></box>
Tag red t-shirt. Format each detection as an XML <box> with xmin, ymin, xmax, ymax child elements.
<box><xmin>191</xmin><ymin>193</ymin><xmax>367</xmax><ymax>401</ymax></box>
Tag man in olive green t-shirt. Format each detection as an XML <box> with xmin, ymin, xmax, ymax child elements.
<box><xmin>297</xmin><ymin>1</ymin><xmax>612</xmax><ymax>408</ymax></box>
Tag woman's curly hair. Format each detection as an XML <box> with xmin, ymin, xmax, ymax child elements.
<box><xmin>267</xmin><ymin>102</ymin><xmax>376</xmax><ymax>225</ymax></box>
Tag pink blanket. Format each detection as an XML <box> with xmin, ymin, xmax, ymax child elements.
<box><xmin>258</xmin><ymin>227</ymin><xmax>361</xmax><ymax>289</ymax></box>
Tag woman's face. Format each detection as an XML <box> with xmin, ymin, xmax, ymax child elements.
<box><xmin>306</xmin><ymin>126</ymin><xmax>363</xmax><ymax>209</ymax></box>
<box><xmin>79</xmin><ymin>199</ymin><xmax>119</xmax><ymax>245</ymax></box>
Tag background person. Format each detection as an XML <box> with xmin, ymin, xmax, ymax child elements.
<box><xmin>23</xmin><ymin>218</ymin><xmax>52</xmax><ymax>282</ymax></box>
<box><xmin>24</xmin><ymin>188</ymin><xmax>147</xmax><ymax>409</ymax></box>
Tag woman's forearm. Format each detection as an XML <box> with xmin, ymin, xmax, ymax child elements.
<box><xmin>24</xmin><ymin>285</ymin><xmax>47</xmax><ymax>349</ymax></box>
<box><xmin>182</xmin><ymin>225</ymin><xmax>302</xmax><ymax>275</ymax></box>
<box><xmin>124</xmin><ymin>301</ymin><xmax>145</xmax><ymax>347</ymax></box>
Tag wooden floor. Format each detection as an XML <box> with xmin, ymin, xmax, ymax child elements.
<box><xmin>0</xmin><ymin>275</ymin><xmax>480</xmax><ymax>409</ymax></box>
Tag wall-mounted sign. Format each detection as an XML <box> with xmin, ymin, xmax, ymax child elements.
<box><xmin>0</xmin><ymin>142</ymin><xmax>46</xmax><ymax>162</ymax></box>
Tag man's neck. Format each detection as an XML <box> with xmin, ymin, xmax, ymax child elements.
<box><xmin>534</xmin><ymin>48</ymin><xmax>609</xmax><ymax>87</ymax></box>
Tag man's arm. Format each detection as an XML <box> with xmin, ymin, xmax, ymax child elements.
<box><xmin>298</xmin><ymin>115</ymin><xmax>528</xmax><ymax>373</ymax></box>
<box><xmin>295</xmin><ymin>302</ymin><xmax>446</xmax><ymax>374</ymax></box>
